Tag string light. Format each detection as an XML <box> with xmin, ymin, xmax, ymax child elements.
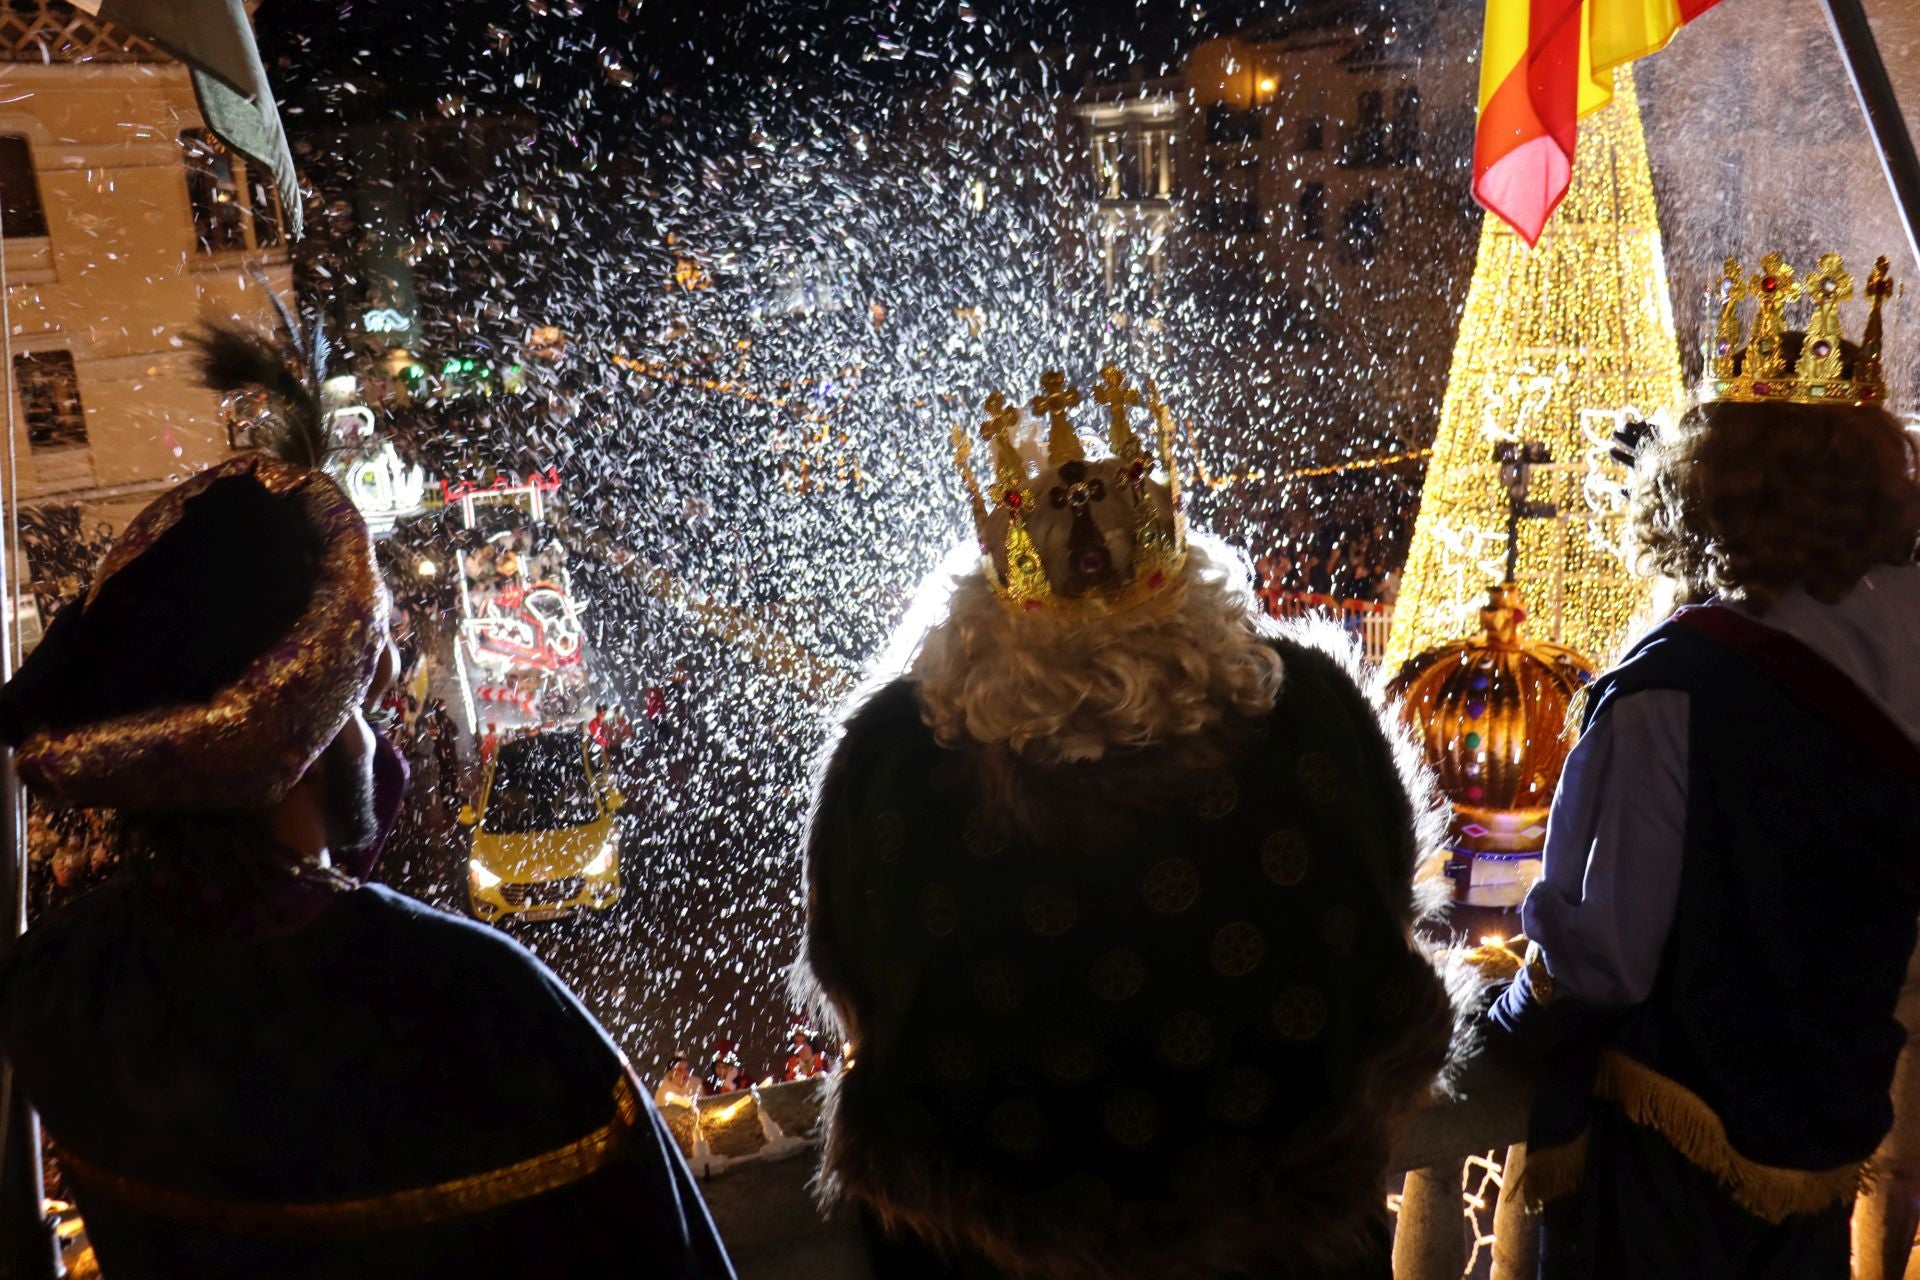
<box><xmin>1384</xmin><ymin>71</ymin><xmax>1685</xmax><ymax>672</ymax></box>
<box><xmin>1187</xmin><ymin>446</ymin><xmax>1434</xmax><ymax>490</ymax></box>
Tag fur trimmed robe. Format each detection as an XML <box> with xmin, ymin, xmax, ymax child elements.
<box><xmin>795</xmin><ymin>632</ymin><xmax>1459</xmax><ymax>1280</ymax></box>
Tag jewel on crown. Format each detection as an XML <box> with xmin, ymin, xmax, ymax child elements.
<box><xmin>951</xmin><ymin>366</ymin><xmax>1188</xmax><ymax>614</ymax></box>
<box><xmin>1704</xmin><ymin>251</ymin><xmax>1896</xmax><ymax>407</ymax></box>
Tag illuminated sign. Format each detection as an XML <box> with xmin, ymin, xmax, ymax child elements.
<box><xmin>338</xmin><ymin>440</ymin><xmax>431</xmax><ymax>535</ymax></box>
<box><xmin>363</xmin><ymin>308</ymin><xmax>412</xmax><ymax>334</ymax></box>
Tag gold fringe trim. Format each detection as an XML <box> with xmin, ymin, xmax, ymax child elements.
<box><xmin>1505</xmin><ymin>1059</ymin><xmax>1866</xmax><ymax>1228</ymax></box>
<box><xmin>54</xmin><ymin>1076</ymin><xmax>643</xmax><ymax>1239</ymax></box>
<box><xmin>1598</xmin><ymin>1052</ymin><xmax>1867</xmax><ymax>1224</ymax></box>
<box><xmin>1510</xmin><ymin>1054</ymin><xmax>1873</xmax><ymax>1221</ymax></box>
<box><xmin>1514</xmin><ymin>1131</ymin><xmax>1589</xmax><ymax>1211</ymax></box>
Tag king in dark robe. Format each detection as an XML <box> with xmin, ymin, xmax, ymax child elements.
<box><xmin>794</xmin><ymin>369</ymin><xmax>1465</xmax><ymax>1280</ymax></box>
<box><xmin>0</xmin><ymin>328</ymin><xmax>736</xmax><ymax>1280</ymax></box>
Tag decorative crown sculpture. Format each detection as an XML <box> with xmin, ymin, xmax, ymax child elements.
<box><xmin>1704</xmin><ymin>251</ymin><xmax>1896</xmax><ymax>407</ymax></box>
<box><xmin>1387</xmin><ymin>582</ymin><xmax>1594</xmax><ymax>908</ymax></box>
<box><xmin>952</xmin><ymin>366</ymin><xmax>1187</xmax><ymax>613</ymax></box>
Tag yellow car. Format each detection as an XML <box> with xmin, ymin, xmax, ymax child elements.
<box><xmin>463</xmin><ymin>728</ymin><xmax>623</xmax><ymax>922</ymax></box>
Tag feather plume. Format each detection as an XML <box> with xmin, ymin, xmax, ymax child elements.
<box><xmin>188</xmin><ymin>320</ymin><xmax>333</xmax><ymax>471</ymax></box>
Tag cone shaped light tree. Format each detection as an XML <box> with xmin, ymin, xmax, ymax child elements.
<box><xmin>1384</xmin><ymin>71</ymin><xmax>1686</xmax><ymax>672</ymax></box>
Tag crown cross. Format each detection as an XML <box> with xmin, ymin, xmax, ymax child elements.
<box><xmin>1712</xmin><ymin>258</ymin><xmax>1749</xmax><ymax>379</ymax></box>
<box><xmin>1743</xmin><ymin>252</ymin><xmax>1801</xmax><ymax>380</ymax></box>
<box><xmin>1865</xmin><ymin>257</ymin><xmax>1895</xmax><ymax>303</ymax></box>
<box><xmin>1093</xmin><ymin>365</ymin><xmax>1145</xmax><ymax>462</ymax></box>
<box><xmin>1796</xmin><ymin>252</ymin><xmax>1854</xmax><ymax>381</ymax></box>
<box><xmin>979</xmin><ymin>391</ymin><xmax>1027</xmax><ymax>501</ymax></box>
<box><xmin>950</xmin><ymin>422</ymin><xmax>989</xmax><ymax>539</ymax></box>
<box><xmin>980</xmin><ymin>390</ymin><xmax>1021</xmax><ymax>442</ymax></box>
<box><xmin>1862</xmin><ymin>255</ymin><xmax>1894</xmax><ymax>386</ymax></box>
<box><xmin>1032</xmin><ymin>371</ymin><xmax>1085</xmax><ymax>466</ymax></box>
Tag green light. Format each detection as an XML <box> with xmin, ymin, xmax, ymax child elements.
<box><xmin>441</xmin><ymin>359</ymin><xmax>461</xmax><ymax>377</ymax></box>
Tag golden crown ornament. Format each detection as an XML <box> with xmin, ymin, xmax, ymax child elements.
<box><xmin>1705</xmin><ymin>251</ymin><xmax>1896</xmax><ymax>407</ymax></box>
<box><xmin>952</xmin><ymin>366</ymin><xmax>1187</xmax><ymax>614</ymax></box>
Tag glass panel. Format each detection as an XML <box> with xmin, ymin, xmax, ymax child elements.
<box><xmin>483</xmin><ymin>732</ymin><xmax>600</xmax><ymax>833</ymax></box>
<box><xmin>12</xmin><ymin>350</ymin><xmax>87</xmax><ymax>450</ymax></box>
<box><xmin>180</xmin><ymin>128</ymin><xmax>246</xmax><ymax>253</ymax></box>
<box><xmin>248</xmin><ymin>169</ymin><xmax>283</xmax><ymax>248</ymax></box>
<box><xmin>0</xmin><ymin>134</ymin><xmax>47</xmax><ymax>238</ymax></box>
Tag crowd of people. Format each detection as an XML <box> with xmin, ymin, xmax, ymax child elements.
<box><xmin>653</xmin><ymin>1023</ymin><xmax>837</xmax><ymax>1108</ymax></box>
<box><xmin>1245</xmin><ymin>483</ymin><xmax>1411</xmax><ymax>606</ymax></box>
<box><xmin>1201</xmin><ymin>471</ymin><xmax>1417</xmax><ymax>610</ymax></box>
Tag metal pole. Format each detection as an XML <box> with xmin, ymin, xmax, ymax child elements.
<box><xmin>0</xmin><ymin>194</ymin><xmax>60</xmax><ymax>1280</ymax></box>
<box><xmin>1819</xmin><ymin>0</ymin><xmax>1920</xmax><ymax>274</ymax></box>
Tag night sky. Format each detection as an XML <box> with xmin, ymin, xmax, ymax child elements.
<box><xmin>257</xmin><ymin>0</ymin><xmax>1389</xmax><ymax>139</ymax></box>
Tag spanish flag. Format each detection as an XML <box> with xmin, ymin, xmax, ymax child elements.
<box><xmin>1475</xmin><ymin>0</ymin><xmax>1724</xmax><ymax>245</ymax></box>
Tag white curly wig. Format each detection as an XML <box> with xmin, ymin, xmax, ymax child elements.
<box><xmin>899</xmin><ymin>531</ymin><xmax>1285</xmax><ymax>764</ymax></box>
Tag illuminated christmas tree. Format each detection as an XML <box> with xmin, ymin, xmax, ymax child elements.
<box><xmin>1384</xmin><ymin>71</ymin><xmax>1687</xmax><ymax>672</ymax></box>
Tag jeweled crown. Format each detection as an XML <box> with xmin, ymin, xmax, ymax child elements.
<box><xmin>1704</xmin><ymin>251</ymin><xmax>1896</xmax><ymax>407</ymax></box>
<box><xmin>952</xmin><ymin>367</ymin><xmax>1187</xmax><ymax>613</ymax></box>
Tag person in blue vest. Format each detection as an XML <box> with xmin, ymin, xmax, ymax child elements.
<box><xmin>0</xmin><ymin>327</ymin><xmax>735</xmax><ymax>1280</ymax></box>
<box><xmin>1486</xmin><ymin>278</ymin><xmax>1920</xmax><ymax>1280</ymax></box>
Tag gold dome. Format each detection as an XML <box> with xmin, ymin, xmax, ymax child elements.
<box><xmin>1387</xmin><ymin>584</ymin><xmax>1595</xmax><ymax>904</ymax></box>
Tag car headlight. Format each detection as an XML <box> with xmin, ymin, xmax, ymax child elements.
<box><xmin>584</xmin><ymin>839</ymin><xmax>617</xmax><ymax>877</ymax></box>
<box><xmin>469</xmin><ymin>860</ymin><xmax>502</xmax><ymax>891</ymax></box>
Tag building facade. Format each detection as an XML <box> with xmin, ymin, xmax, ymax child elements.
<box><xmin>1065</xmin><ymin>5</ymin><xmax>1483</xmax><ymax>498</ymax></box>
<box><xmin>0</xmin><ymin>0</ymin><xmax>291</xmax><ymax>637</ymax></box>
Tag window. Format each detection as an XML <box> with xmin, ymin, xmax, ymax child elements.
<box><xmin>0</xmin><ymin>135</ymin><xmax>47</xmax><ymax>238</ymax></box>
<box><xmin>1196</xmin><ymin>155</ymin><xmax>1259</xmax><ymax>233</ymax></box>
<box><xmin>1092</xmin><ymin>130</ymin><xmax>1137</xmax><ymax>199</ymax></box>
<box><xmin>222</xmin><ymin>385</ymin><xmax>276</xmax><ymax>452</ymax></box>
<box><xmin>1339</xmin><ymin>193</ymin><xmax>1386</xmax><ymax>264</ymax></box>
<box><xmin>1297</xmin><ymin>115</ymin><xmax>1326</xmax><ymax>152</ymax></box>
<box><xmin>1298</xmin><ymin>182</ymin><xmax>1326</xmax><ymax>241</ymax></box>
<box><xmin>1090</xmin><ymin>126</ymin><xmax>1176</xmax><ymax>201</ymax></box>
<box><xmin>1206</xmin><ymin>104</ymin><xmax>1261</xmax><ymax>145</ymax></box>
<box><xmin>1393</xmin><ymin>88</ymin><xmax>1422</xmax><ymax>167</ymax></box>
<box><xmin>13</xmin><ymin>351</ymin><xmax>87</xmax><ymax>451</ymax></box>
<box><xmin>1344</xmin><ymin>90</ymin><xmax>1389</xmax><ymax>167</ymax></box>
<box><xmin>180</xmin><ymin>129</ymin><xmax>280</xmax><ymax>254</ymax></box>
<box><xmin>247</xmin><ymin>170</ymin><xmax>284</xmax><ymax>248</ymax></box>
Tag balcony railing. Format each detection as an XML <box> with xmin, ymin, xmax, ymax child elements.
<box><xmin>1261</xmin><ymin>588</ymin><xmax>1395</xmax><ymax>664</ymax></box>
<box><xmin>0</xmin><ymin>0</ymin><xmax>163</xmax><ymax>63</ymax></box>
<box><xmin>671</xmin><ymin>984</ymin><xmax>1920</xmax><ymax>1279</ymax></box>
<box><xmin>667</xmin><ymin>1055</ymin><xmax>1539</xmax><ymax>1276</ymax></box>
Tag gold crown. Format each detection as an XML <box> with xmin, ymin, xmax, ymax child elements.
<box><xmin>952</xmin><ymin>366</ymin><xmax>1187</xmax><ymax>613</ymax></box>
<box><xmin>1704</xmin><ymin>251</ymin><xmax>1896</xmax><ymax>407</ymax></box>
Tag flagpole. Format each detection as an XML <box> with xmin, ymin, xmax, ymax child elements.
<box><xmin>1819</xmin><ymin>0</ymin><xmax>1920</xmax><ymax>273</ymax></box>
<box><xmin>0</xmin><ymin>195</ymin><xmax>58</xmax><ymax>1280</ymax></box>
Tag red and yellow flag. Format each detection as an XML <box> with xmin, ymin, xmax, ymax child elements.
<box><xmin>1474</xmin><ymin>0</ymin><xmax>1724</xmax><ymax>245</ymax></box>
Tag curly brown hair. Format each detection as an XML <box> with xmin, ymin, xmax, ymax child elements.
<box><xmin>1632</xmin><ymin>398</ymin><xmax>1920</xmax><ymax>608</ymax></box>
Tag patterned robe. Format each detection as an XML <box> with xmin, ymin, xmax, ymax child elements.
<box><xmin>798</xmin><ymin>635</ymin><xmax>1457</xmax><ymax>1280</ymax></box>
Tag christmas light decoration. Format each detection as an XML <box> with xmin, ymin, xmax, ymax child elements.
<box><xmin>1384</xmin><ymin>71</ymin><xmax>1686</xmax><ymax>672</ymax></box>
